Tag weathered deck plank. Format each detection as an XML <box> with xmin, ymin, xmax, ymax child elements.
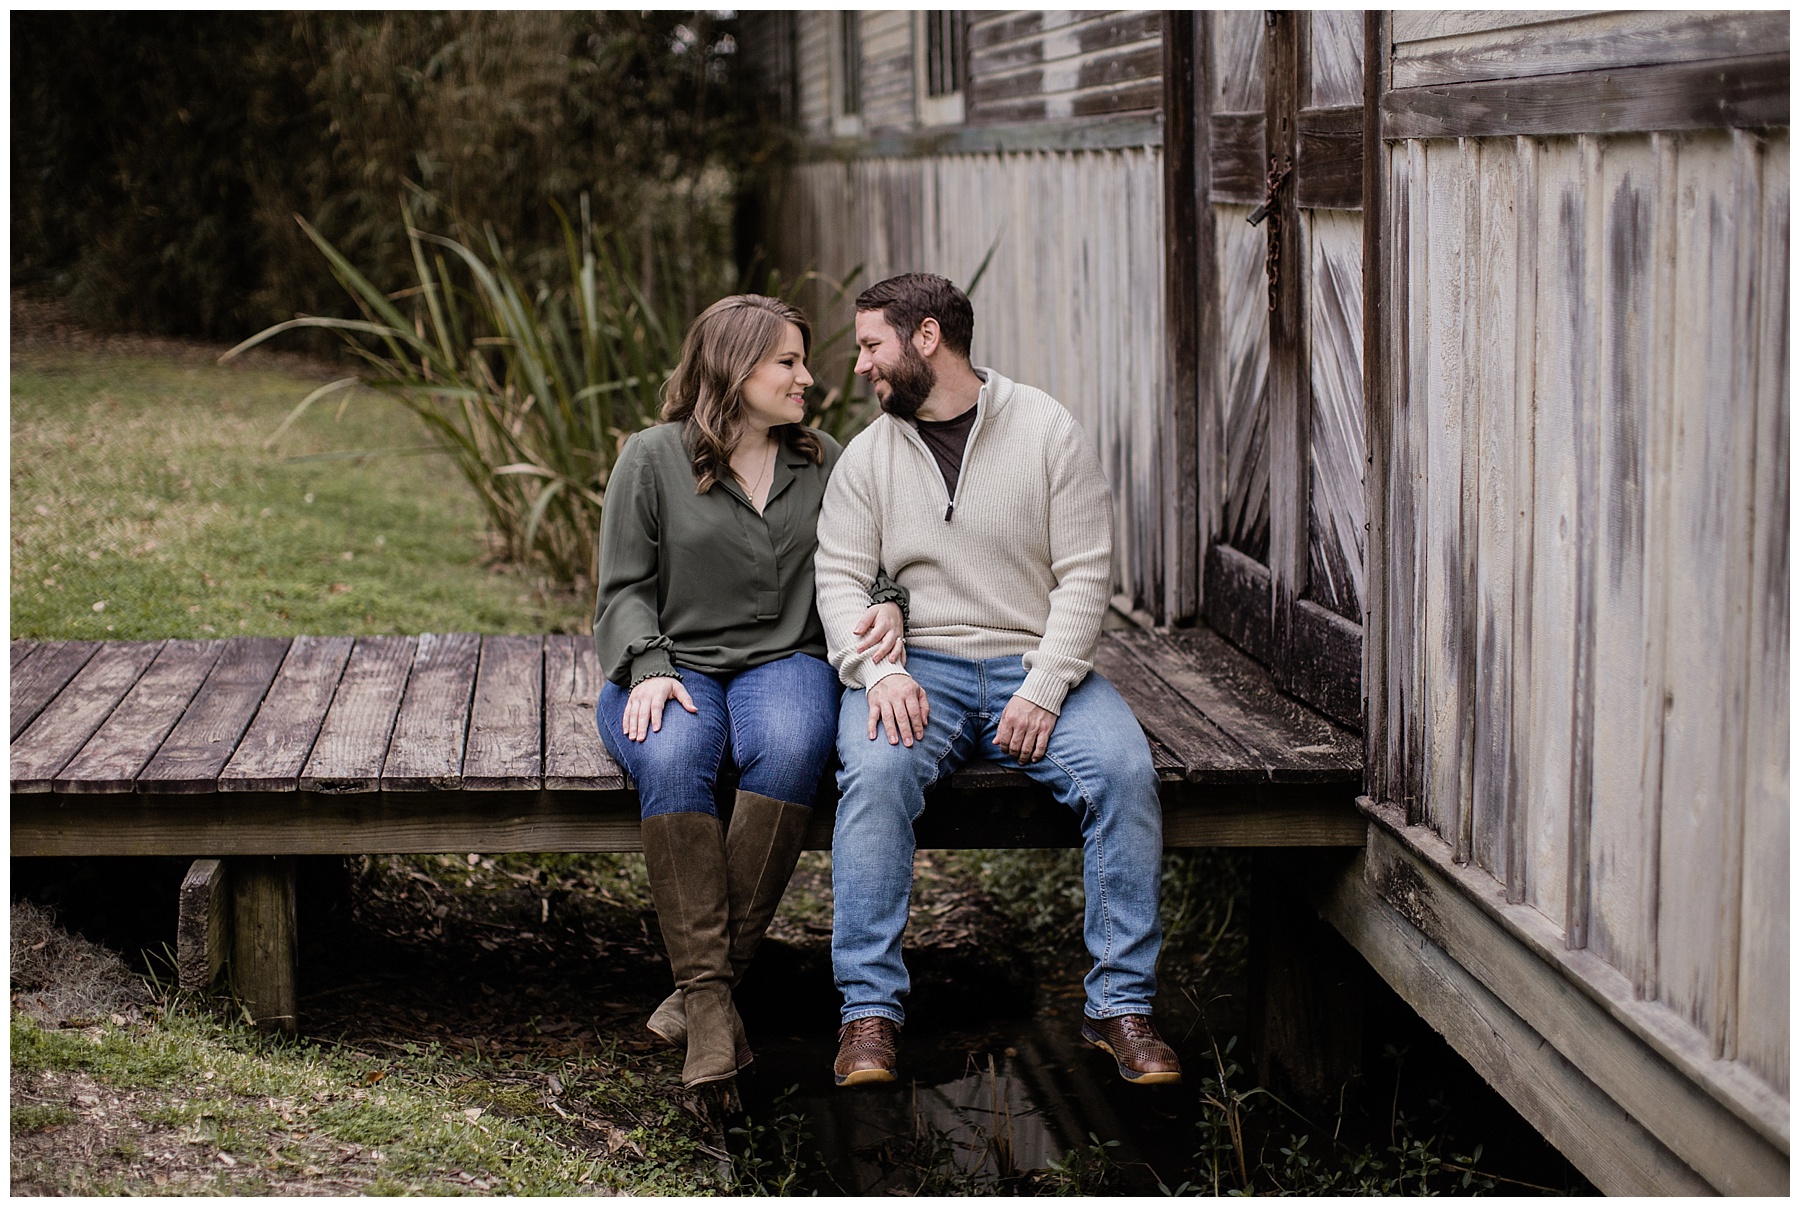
<box><xmin>1110</xmin><ymin>627</ymin><xmax>1360</xmax><ymax>780</ymax></box>
<box><xmin>55</xmin><ymin>641</ymin><xmax>224</xmax><ymax>794</ymax></box>
<box><xmin>463</xmin><ymin>635</ymin><xmax>544</xmax><ymax>792</ymax></box>
<box><xmin>299</xmin><ymin>636</ymin><xmax>415</xmax><ymax>793</ymax></box>
<box><xmin>1312</xmin><ymin>842</ymin><xmax>1719</xmax><ymax>1197</ymax></box>
<box><xmin>11</xmin><ymin>642</ymin><xmax>163</xmax><ymax>792</ymax></box>
<box><xmin>543</xmin><ymin>635</ymin><xmax>624</xmax><ymax>791</ymax></box>
<box><xmin>1090</xmin><ymin>637</ymin><xmax>1262</xmax><ymax>780</ymax></box>
<box><xmin>381</xmin><ymin>632</ymin><xmax>480</xmax><ymax>792</ymax></box>
<box><xmin>137</xmin><ymin>638</ymin><xmax>291</xmax><ymax>794</ymax></box>
<box><xmin>13</xmin><ymin>640</ymin><xmax>42</xmax><ymax>671</ymax></box>
<box><xmin>12</xmin><ymin>640</ymin><xmax>100</xmax><ymax>739</ymax></box>
<box><xmin>221</xmin><ymin>636</ymin><xmax>356</xmax><ymax>793</ymax></box>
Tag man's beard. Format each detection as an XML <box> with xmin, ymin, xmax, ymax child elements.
<box><xmin>877</xmin><ymin>340</ymin><xmax>937</xmax><ymax>420</ymax></box>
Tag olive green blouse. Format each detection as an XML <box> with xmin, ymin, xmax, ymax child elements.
<box><xmin>592</xmin><ymin>422</ymin><xmax>898</xmax><ymax>687</ymax></box>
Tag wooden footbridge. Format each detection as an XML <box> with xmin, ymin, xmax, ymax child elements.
<box><xmin>11</xmin><ymin>7</ymin><xmax>1788</xmax><ymax>1196</ymax></box>
<box><xmin>10</xmin><ymin>624</ymin><xmax>1363</xmax><ymax>1029</ymax></box>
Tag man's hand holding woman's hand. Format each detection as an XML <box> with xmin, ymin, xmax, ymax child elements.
<box><xmin>854</xmin><ymin>601</ymin><xmax>906</xmax><ymax>665</ymax></box>
<box><xmin>857</xmin><ymin>600</ymin><xmax>925</xmax><ymax>746</ymax></box>
<box><xmin>623</xmin><ymin>675</ymin><xmax>697</xmax><ymax>742</ymax></box>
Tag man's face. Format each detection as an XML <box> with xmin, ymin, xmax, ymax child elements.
<box><xmin>854</xmin><ymin>309</ymin><xmax>936</xmax><ymax>420</ymax></box>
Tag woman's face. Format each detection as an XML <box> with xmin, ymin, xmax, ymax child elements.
<box><xmin>740</xmin><ymin>322</ymin><xmax>812</xmax><ymax>431</ymax></box>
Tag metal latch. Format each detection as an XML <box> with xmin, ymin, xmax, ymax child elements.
<box><xmin>1247</xmin><ymin>158</ymin><xmax>1292</xmax><ymax>227</ymax></box>
<box><xmin>1250</xmin><ymin>156</ymin><xmax>1294</xmax><ymax>312</ymax></box>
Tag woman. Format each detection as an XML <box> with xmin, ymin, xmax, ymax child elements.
<box><xmin>593</xmin><ymin>294</ymin><xmax>904</xmax><ymax>1088</ymax></box>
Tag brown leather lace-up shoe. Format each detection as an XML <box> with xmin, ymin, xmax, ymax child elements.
<box><xmin>833</xmin><ymin>1017</ymin><xmax>900</xmax><ymax>1086</ymax></box>
<box><xmin>1081</xmin><ymin>1014</ymin><xmax>1183</xmax><ymax>1085</ymax></box>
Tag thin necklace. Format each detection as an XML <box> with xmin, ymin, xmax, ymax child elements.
<box><xmin>745</xmin><ymin>435</ymin><xmax>776</xmax><ymax>507</ymax></box>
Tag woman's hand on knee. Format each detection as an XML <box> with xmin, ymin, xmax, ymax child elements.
<box><xmin>624</xmin><ymin>676</ymin><xmax>697</xmax><ymax>741</ymax></box>
<box><xmin>854</xmin><ymin>602</ymin><xmax>906</xmax><ymax>665</ymax></box>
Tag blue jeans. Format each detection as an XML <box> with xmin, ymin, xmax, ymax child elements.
<box><xmin>597</xmin><ymin>653</ymin><xmax>841</xmax><ymax>819</ymax></box>
<box><xmin>831</xmin><ymin>648</ymin><xmax>1164</xmax><ymax>1025</ymax></box>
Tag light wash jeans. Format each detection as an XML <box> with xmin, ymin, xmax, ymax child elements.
<box><xmin>831</xmin><ymin>648</ymin><xmax>1164</xmax><ymax>1026</ymax></box>
<box><xmin>597</xmin><ymin>652</ymin><xmax>840</xmax><ymax>818</ymax></box>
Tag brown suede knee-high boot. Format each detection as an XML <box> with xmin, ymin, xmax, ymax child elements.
<box><xmin>645</xmin><ymin>791</ymin><xmax>811</xmax><ymax>1056</ymax></box>
<box><xmin>640</xmin><ymin>811</ymin><xmax>740</xmax><ymax>1088</ymax></box>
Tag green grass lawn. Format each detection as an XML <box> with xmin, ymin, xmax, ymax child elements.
<box><xmin>12</xmin><ymin>339</ymin><xmax>590</xmax><ymax>641</ymax></box>
<box><xmin>12</xmin><ymin>1009</ymin><xmax>718</xmax><ymax>1196</ymax></box>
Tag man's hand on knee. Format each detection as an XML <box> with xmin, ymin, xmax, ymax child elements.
<box><xmin>996</xmin><ymin>695</ymin><xmax>1057</xmax><ymax>764</ymax></box>
<box><xmin>866</xmin><ymin>674</ymin><xmax>929</xmax><ymax>747</ymax></box>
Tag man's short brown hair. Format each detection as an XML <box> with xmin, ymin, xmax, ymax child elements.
<box><xmin>855</xmin><ymin>272</ymin><xmax>974</xmax><ymax>358</ymax></box>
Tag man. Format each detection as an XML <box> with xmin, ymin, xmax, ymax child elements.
<box><xmin>814</xmin><ymin>272</ymin><xmax>1181</xmax><ymax>1087</ymax></box>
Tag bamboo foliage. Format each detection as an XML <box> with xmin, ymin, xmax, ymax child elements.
<box><xmin>227</xmin><ymin>196</ymin><xmax>863</xmax><ymax>585</ymax></box>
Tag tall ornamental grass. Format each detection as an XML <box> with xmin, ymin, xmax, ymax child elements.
<box><xmin>225</xmin><ymin>197</ymin><xmax>865</xmax><ymax>585</ymax></box>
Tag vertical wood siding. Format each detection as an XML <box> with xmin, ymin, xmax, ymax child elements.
<box><xmin>1734</xmin><ymin>134</ymin><xmax>1788</xmax><ymax>1086</ymax></box>
<box><xmin>1378</xmin><ymin>128</ymin><xmax>1790</xmax><ymax>1097</ymax></box>
<box><xmin>1211</xmin><ymin>11</ymin><xmax>1265</xmax><ymax>112</ymax></box>
<box><xmin>1304</xmin><ymin>209</ymin><xmax>1366</xmax><ymax>621</ymax></box>
<box><xmin>1467</xmin><ymin>138</ymin><xmax>1520</xmax><ymax>879</ymax></box>
<box><xmin>1217</xmin><ymin>204</ymin><xmax>1270</xmax><ymax>561</ymax></box>
<box><xmin>1309</xmin><ymin>10</ymin><xmax>1365</xmax><ymax>109</ymax></box>
<box><xmin>797</xmin><ymin>15</ymin><xmax>832</xmax><ymax>138</ymax></box>
<box><xmin>777</xmin><ymin>147</ymin><xmax>1167</xmax><ymax>608</ymax></box>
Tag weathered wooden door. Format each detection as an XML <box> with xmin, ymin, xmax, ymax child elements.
<box><xmin>1173</xmin><ymin>11</ymin><xmax>1366</xmax><ymax>726</ymax></box>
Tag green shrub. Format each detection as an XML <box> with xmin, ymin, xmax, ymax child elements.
<box><xmin>227</xmin><ymin>196</ymin><xmax>863</xmax><ymax>584</ymax></box>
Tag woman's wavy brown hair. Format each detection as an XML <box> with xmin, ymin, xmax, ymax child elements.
<box><xmin>660</xmin><ymin>294</ymin><xmax>823</xmax><ymax>493</ymax></box>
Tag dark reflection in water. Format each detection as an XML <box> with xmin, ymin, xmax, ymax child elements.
<box><xmin>734</xmin><ymin>986</ymin><xmax>1207</xmax><ymax>1195</ymax></box>
<box><xmin>732</xmin><ymin>946</ymin><xmax>1593</xmax><ymax>1196</ymax></box>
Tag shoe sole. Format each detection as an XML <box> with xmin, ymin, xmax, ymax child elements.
<box><xmin>648</xmin><ymin>1023</ymin><xmax>755</xmax><ymax>1070</ymax></box>
<box><xmin>1082</xmin><ymin>1026</ymin><xmax>1183</xmax><ymax>1086</ymax></box>
<box><xmin>683</xmin><ymin>1069</ymin><xmax>738</xmax><ymax>1089</ymax></box>
<box><xmin>834</xmin><ymin>1066</ymin><xmax>898</xmax><ymax>1087</ymax></box>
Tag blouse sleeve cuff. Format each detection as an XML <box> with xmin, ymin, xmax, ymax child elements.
<box><xmin>868</xmin><ymin>579</ymin><xmax>909</xmax><ymax>624</ymax></box>
<box><xmin>627</xmin><ymin>647</ymin><xmax>680</xmax><ymax>687</ymax></box>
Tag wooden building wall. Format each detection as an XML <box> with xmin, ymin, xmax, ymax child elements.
<box><xmin>967</xmin><ymin>11</ymin><xmax>1163</xmax><ymax>123</ymax></box>
<box><xmin>1364</xmin><ymin>9</ymin><xmax>1789</xmax><ymax>1190</ymax></box>
<box><xmin>767</xmin><ymin>11</ymin><xmax>1171</xmax><ymax>611</ymax></box>
<box><xmin>779</xmin><ymin>150</ymin><xmax>1167</xmax><ymax>608</ymax></box>
<box><xmin>749</xmin><ymin>9</ymin><xmax>1790</xmax><ymax>1193</ymax></box>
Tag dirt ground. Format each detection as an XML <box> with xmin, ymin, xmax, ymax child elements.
<box><xmin>12</xmin><ymin>1065</ymin><xmax>393</xmax><ymax>1197</ymax></box>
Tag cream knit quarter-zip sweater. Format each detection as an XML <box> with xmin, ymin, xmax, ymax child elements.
<box><xmin>815</xmin><ymin>368</ymin><xmax>1113</xmax><ymax>715</ymax></box>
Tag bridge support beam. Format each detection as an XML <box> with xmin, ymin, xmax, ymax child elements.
<box><xmin>229</xmin><ymin>855</ymin><xmax>298</xmax><ymax>1035</ymax></box>
<box><xmin>1249</xmin><ymin>849</ymin><xmax>1369</xmax><ymax>1111</ymax></box>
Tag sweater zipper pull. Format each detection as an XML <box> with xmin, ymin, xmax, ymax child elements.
<box><xmin>944</xmin><ymin>502</ymin><xmax>954</xmax><ymax>522</ymax></box>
